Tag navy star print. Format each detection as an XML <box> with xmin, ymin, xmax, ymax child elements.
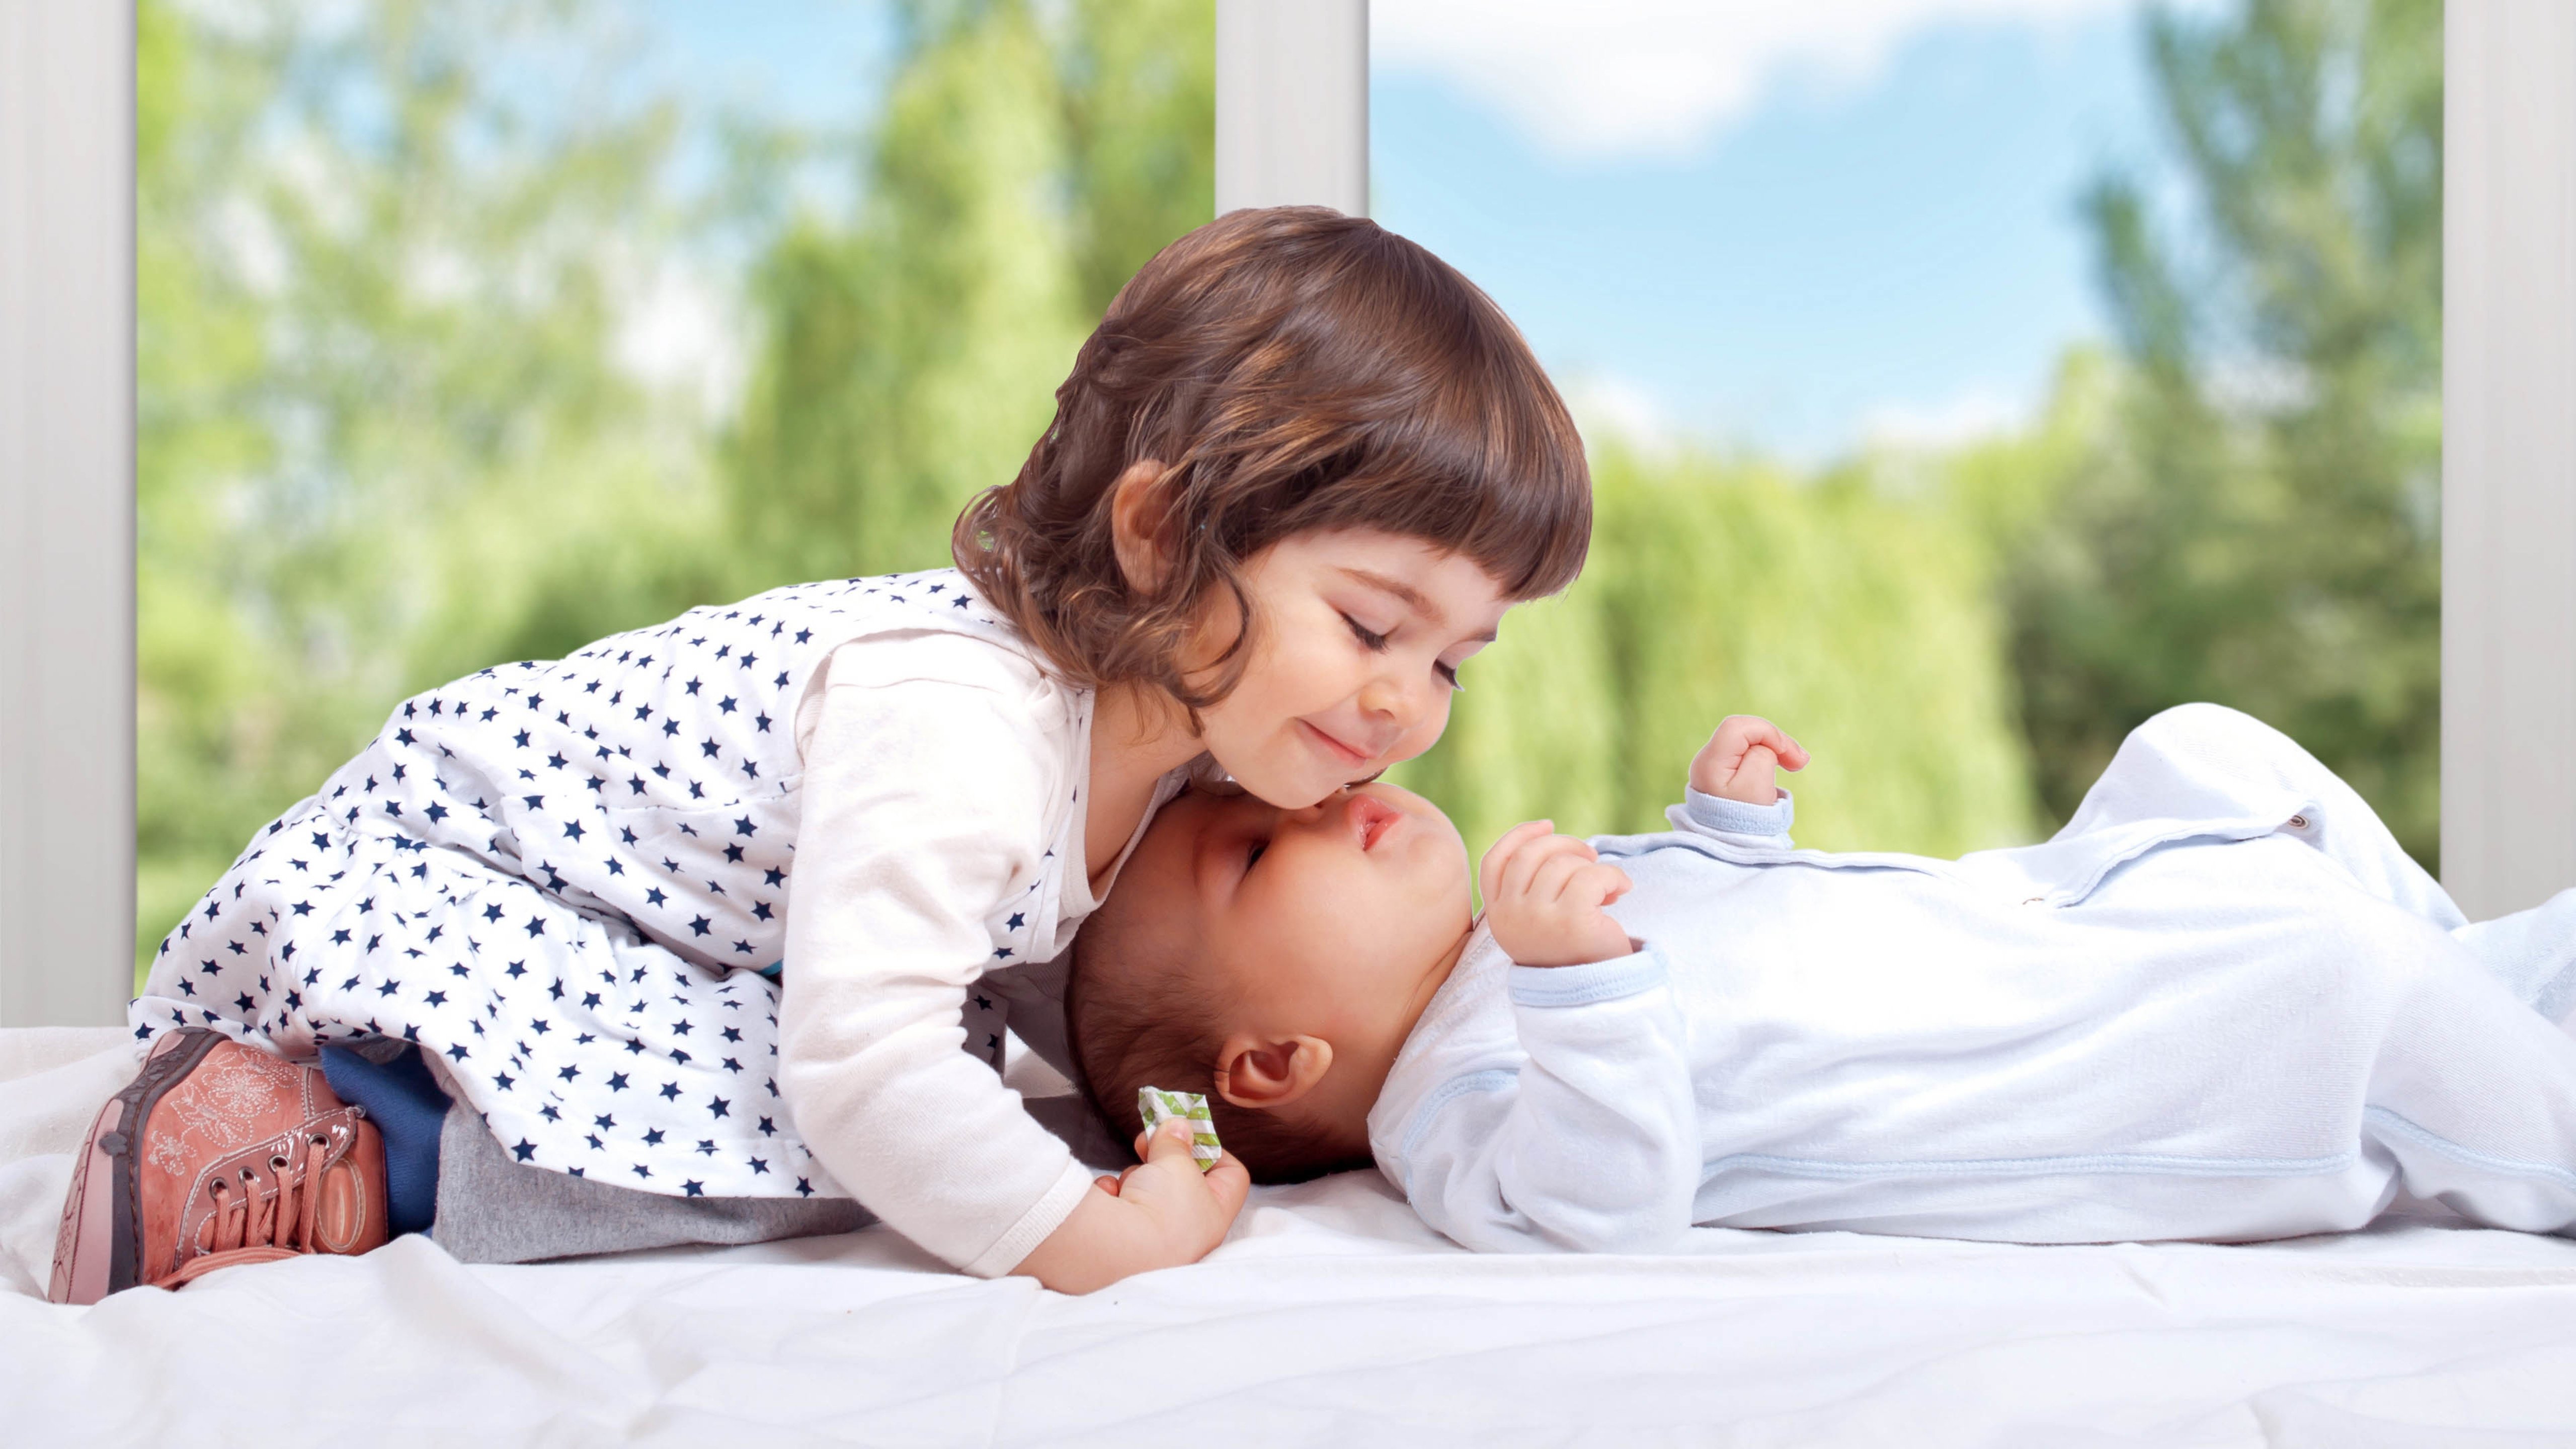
<box><xmin>128</xmin><ymin>570</ymin><xmax>1078</xmax><ymax>1202</ymax></box>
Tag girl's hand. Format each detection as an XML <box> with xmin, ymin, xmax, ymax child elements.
<box><xmin>1014</xmin><ymin>1119</ymin><xmax>1250</xmax><ymax>1294</ymax></box>
<box><xmin>1113</xmin><ymin>1119</ymin><xmax>1247</xmax><ymax>1232</ymax></box>
<box><xmin>1479</xmin><ymin>820</ymin><xmax>1634</xmax><ymax>969</ymax></box>
<box><xmin>1689</xmin><ymin>715</ymin><xmax>1809</xmax><ymax>804</ymax></box>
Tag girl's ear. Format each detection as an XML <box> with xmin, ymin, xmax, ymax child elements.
<box><xmin>1212</xmin><ymin>1032</ymin><xmax>1335</xmax><ymax>1111</ymax></box>
<box><xmin>1107</xmin><ymin>459</ymin><xmax>1175</xmax><ymax>596</ymax></box>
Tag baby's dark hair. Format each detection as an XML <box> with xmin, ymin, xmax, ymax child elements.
<box><xmin>1066</xmin><ymin>880</ymin><xmax>1370</xmax><ymax>1185</ymax></box>
<box><xmin>954</xmin><ymin>206</ymin><xmax>1589</xmax><ymax>713</ymax></box>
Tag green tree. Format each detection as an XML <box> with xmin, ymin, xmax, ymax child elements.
<box><xmin>2012</xmin><ymin>0</ymin><xmax>2443</xmax><ymax>863</ymax></box>
<box><xmin>137</xmin><ymin>0</ymin><xmax>1218</xmax><ymax>975</ymax></box>
<box><xmin>1060</xmin><ymin>0</ymin><xmax>1222</xmax><ymax>317</ymax></box>
<box><xmin>725</xmin><ymin>0</ymin><xmax>1215</xmax><ymax>587</ymax></box>
<box><xmin>142</xmin><ymin>0</ymin><xmax>2052</xmax><ymax>898</ymax></box>
<box><xmin>727</xmin><ymin>0</ymin><xmax>2042</xmax><ymax>868</ymax></box>
<box><xmin>1395</xmin><ymin>439</ymin><xmax>2043</xmax><ymax>866</ymax></box>
<box><xmin>135</xmin><ymin>0</ymin><xmax>725</xmax><ymax>969</ymax></box>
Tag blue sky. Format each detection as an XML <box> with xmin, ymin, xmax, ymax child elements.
<box><xmin>638</xmin><ymin>1</ymin><xmax>2166</xmax><ymax>461</ymax></box>
<box><xmin>1371</xmin><ymin>2</ymin><xmax>2164</xmax><ymax>460</ymax></box>
<box><xmin>636</xmin><ymin>1</ymin><xmax>895</xmax><ymax>130</ymax></box>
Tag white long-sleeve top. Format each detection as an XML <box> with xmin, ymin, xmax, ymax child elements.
<box><xmin>783</xmin><ymin>630</ymin><xmax>1183</xmax><ymax>1276</ymax></box>
<box><xmin>1369</xmin><ymin>704</ymin><xmax>2576</xmax><ymax>1254</ymax></box>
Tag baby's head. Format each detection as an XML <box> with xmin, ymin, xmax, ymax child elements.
<box><xmin>1069</xmin><ymin>782</ymin><xmax>1476</xmax><ymax>1181</ymax></box>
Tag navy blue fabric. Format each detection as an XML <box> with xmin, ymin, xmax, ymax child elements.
<box><xmin>320</xmin><ymin>1045</ymin><xmax>448</xmax><ymax>1236</ymax></box>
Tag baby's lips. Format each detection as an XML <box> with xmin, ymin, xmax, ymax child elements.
<box><xmin>1346</xmin><ymin>792</ymin><xmax>1403</xmax><ymax>851</ymax></box>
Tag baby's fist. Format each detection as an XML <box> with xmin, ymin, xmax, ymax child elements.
<box><xmin>1478</xmin><ymin>821</ymin><xmax>1635</xmax><ymax>969</ymax></box>
<box><xmin>1690</xmin><ymin>715</ymin><xmax>1809</xmax><ymax>804</ymax></box>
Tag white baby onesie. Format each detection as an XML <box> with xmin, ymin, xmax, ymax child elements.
<box><xmin>1371</xmin><ymin>704</ymin><xmax>2576</xmax><ymax>1254</ymax></box>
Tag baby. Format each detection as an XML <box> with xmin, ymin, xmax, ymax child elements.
<box><xmin>1069</xmin><ymin>704</ymin><xmax>2576</xmax><ymax>1254</ymax></box>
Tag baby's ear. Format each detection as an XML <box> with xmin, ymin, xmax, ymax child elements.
<box><xmin>1213</xmin><ymin>1032</ymin><xmax>1334</xmax><ymax>1110</ymax></box>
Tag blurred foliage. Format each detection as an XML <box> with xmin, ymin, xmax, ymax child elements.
<box><xmin>137</xmin><ymin>0</ymin><xmax>2442</xmax><ymax>979</ymax></box>
<box><xmin>726</xmin><ymin>0</ymin><xmax>1216</xmax><ymax>587</ymax></box>
<box><xmin>2014</xmin><ymin>0</ymin><xmax>2444</xmax><ymax>865</ymax></box>
<box><xmin>1392</xmin><ymin>425</ymin><xmax>2063</xmax><ymax>861</ymax></box>
<box><xmin>136</xmin><ymin>0</ymin><xmax>1219</xmax><ymax>972</ymax></box>
<box><xmin>134</xmin><ymin>0</ymin><xmax>734</xmax><ymax>970</ymax></box>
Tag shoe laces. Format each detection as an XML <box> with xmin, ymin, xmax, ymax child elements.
<box><xmin>160</xmin><ymin>1114</ymin><xmax>362</xmax><ymax>1287</ymax></box>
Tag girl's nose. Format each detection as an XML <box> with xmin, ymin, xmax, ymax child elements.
<box><xmin>1280</xmin><ymin>802</ymin><xmax>1327</xmax><ymax>826</ymax></box>
<box><xmin>1357</xmin><ymin>671</ymin><xmax>1429</xmax><ymax>731</ymax></box>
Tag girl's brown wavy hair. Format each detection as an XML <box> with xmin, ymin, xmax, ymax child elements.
<box><xmin>953</xmin><ymin>206</ymin><xmax>1589</xmax><ymax>709</ymax></box>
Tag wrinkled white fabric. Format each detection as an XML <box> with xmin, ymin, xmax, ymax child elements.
<box><xmin>9</xmin><ymin>1029</ymin><xmax>2576</xmax><ymax>1446</ymax></box>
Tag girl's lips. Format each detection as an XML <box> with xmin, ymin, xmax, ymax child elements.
<box><xmin>1300</xmin><ymin>718</ymin><xmax>1371</xmax><ymax>768</ymax></box>
<box><xmin>1347</xmin><ymin>792</ymin><xmax>1403</xmax><ymax>852</ymax></box>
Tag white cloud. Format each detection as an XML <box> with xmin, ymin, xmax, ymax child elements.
<box><xmin>1562</xmin><ymin>372</ymin><xmax>1683</xmax><ymax>456</ymax></box>
<box><xmin>1373</xmin><ymin>0</ymin><xmax>2133</xmax><ymax>160</ymax></box>
<box><xmin>1861</xmin><ymin>385</ymin><xmax>2032</xmax><ymax>450</ymax></box>
<box><xmin>613</xmin><ymin>255</ymin><xmax>751</xmax><ymax>424</ymax></box>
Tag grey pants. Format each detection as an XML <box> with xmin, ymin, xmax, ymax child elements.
<box><xmin>428</xmin><ymin>1098</ymin><xmax>871</xmax><ymax>1264</ymax></box>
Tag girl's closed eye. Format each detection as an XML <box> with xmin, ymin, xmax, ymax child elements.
<box><xmin>1346</xmin><ymin>610</ymin><xmax>1466</xmax><ymax>691</ymax></box>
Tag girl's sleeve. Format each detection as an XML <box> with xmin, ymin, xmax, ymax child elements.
<box><xmin>1391</xmin><ymin>950</ymin><xmax>1699</xmax><ymax>1254</ymax></box>
<box><xmin>778</xmin><ymin>635</ymin><xmax>1095</xmax><ymax>1277</ymax></box>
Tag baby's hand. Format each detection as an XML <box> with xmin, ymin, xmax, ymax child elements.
<box><xmin>1479</xmin><ymin>821</ymin><xmax>1634</xmax><ymax>969</ymax></box>
<box><xmin>1689</xmin><ymin>715</ymin><xmax>1809</xmax><ymax>804</ymax></box>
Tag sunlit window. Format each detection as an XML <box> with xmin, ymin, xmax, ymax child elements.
<box><xmin>134</xmin><ymin>0</ymin><xmax>1213</xmax><ymax>973</ymax></box>
<box><xmin>135</xmin><ymin>0</ymin><xmax>2442</xmax><ymax>975</ymax></box>
<box><xmin>1375</xmin><ymin>1</ymin><xmax>2442</xmax><ymax>871</ymax></box>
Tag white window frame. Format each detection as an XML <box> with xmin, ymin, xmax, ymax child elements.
<box><xmin>2</xmin><ymin>0</ymin><xmax>2566</xmax><ymax>1024</ymax></box>
<box><xmin>2442</xmin><ymin>1</ymin><xmax>2576</xmax><ymax>921</ymax></box>
<box><xmin>1217</xmin><ymin>0</ymin><xmax>1367</xmax><ymax>217</ymax></box>
<box><xmin>1</xmin><ymin>0</ymin><xmax>135</xmax><ymax>1028</ymax></box>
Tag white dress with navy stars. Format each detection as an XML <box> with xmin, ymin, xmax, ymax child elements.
<box><xmin>132</xmin><ymin>571</ymin><xmax>1104</xmax><ymax>1208</ymax></box>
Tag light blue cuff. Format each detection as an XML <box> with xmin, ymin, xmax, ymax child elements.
<box><xmin>1682</xmin><ymin>786</ymin><xmax>1794</xmax><ymax>836</ymax></box>
<box><xmin>1508</xmin><ymin>947</ymin><xmax>1666</xmax><ymax>1007</ymax></box>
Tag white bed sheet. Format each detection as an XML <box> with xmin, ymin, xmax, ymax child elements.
<box><xmin>6</xmin><ymin>1027</ymin><xmax>2573</xmax><ymax>1447</ymax></box>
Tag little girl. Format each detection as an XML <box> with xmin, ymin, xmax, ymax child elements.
<box><xmin>54</xmin><ymin>206</ymin><xmax>1591</xmax><ymax>1300</ymax></box>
